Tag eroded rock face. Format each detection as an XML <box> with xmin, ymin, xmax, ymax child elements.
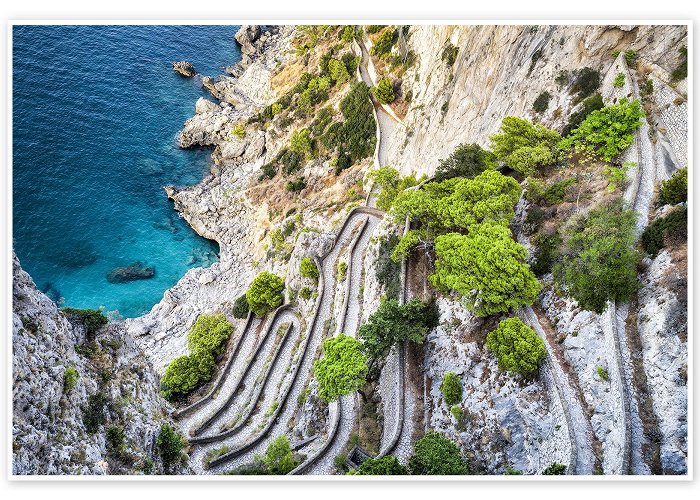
<box><xmin>12</xmin><ymin>253</ymin><xmax>172</xmax><ymax>475</ymax></box>
<box><xmin>234</xmin><ymin>25</ymin><xmax>261</xmax><ymax>55</ymax></box>
<box><xmin>172</xmin><ymin>61</ymin><xmax>196</xmax><ymax>77</ymax></box>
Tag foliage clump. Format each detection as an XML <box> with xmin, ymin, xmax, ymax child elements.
<box><xmin>368</xmin><ymin>166</ymin><xmax>421</xmax><ymax>211</ymax></box>
<box><xmin>232</xmin><ymin>294</ymin><xmax>249</xmax><ymax>319</ymax></box>
<box><xmin>408</xmin><ymin>431</ymin><xmax>469</xmax><ymax>475</ymax></box>
<box><xmin>299</xmin><ymin>256</ymin><xmax>320</xmax><ymax>282</ymax></box>
<box><xmin>640</xmin><ymin>206</ymin><xmax>687</xmax><ymax>257</ymax></box>
<box><xmin>486</xmin><ymin>317</ymin><xmax>546</xmax><ymax>375</ymax></box>
<box><xmin>246</xmin><ymin>271</ymin><xmax>285</xmax><ymax>317</ymax></box>
<box><xmin>372</xmin><ymin>29</ymin><xmax>397</xmax><ymax>58</ymax></box>
<box><xmin>434</xmin><ymin>143</ymin><xmax>496</xmax><ymax>182</ymax></box>
<box><xmin>373</xmin><ymin>77</ymin><xmax>396</xmax><ymax>104</ymax></box>
<box><xmin>554</xmin><ymin>200</ymin><xmax>639</xmax><ymax>313</ymax></box>
<box><xmin>671</xmin><ymin>46</ymin><xmax>687</xmax><ymax>82</ymax></box>
<box><xmin>156</xmin><ymin>424</ymin><xmax>186</xmax><ymax>473</ymax></box>
<box><xmin>63</xmin><ymin>366</ymin><xmax>79</xmax><ymax>393</ymax></box>
<box><xmin>440</xmin><ymin>372</ymin><xmax>462</xmax><ymax>406</ymax></box>
<box><xmin>658</xmin><ymin>168</ymin><xmax>687</xmax><ymax>206</ymax></box>
<box><xmin>570</xmin><ymin>67</ymin><xmax>601</xmax><ymax>100</ymax></box>
<box><xmin>613</xmin><ymin>72</ymin><xmax>625</xmax><ymax>88</ymax></box>
<box><xmin>261</xmin><ymin>435</ymin><xmax>298</xmax><ymax>474</ymax></box>
<box><xmin>61</xmin><ymin>308</ymin><xmax>108</xmax><ymax>339</ymax></box>
<box><xmin>533</xmin><ymin>91</ymin><xmax>551</xmax><ymax>113</ymax></box>
<box><xmin>351</xmin><ymin>456</ymin><xmax>408</xmax><ymax>475</ymax></box>
<box><xmin>432</xmin><ymin>222</ymin><xmax>541</xmax><ymax>317</ymax></box>
<box><xmin>358</xmin><ymin>298</ymin><xmax>439</xmax><ymax>362</ymax></box>
<box><xmin>542</xmin><ymin>462</ymin><xmax>567</xmax><ymax>475</ymax></box>
<box><xmin>489</xmin><ymin>116</ymin><xmax>561</xmax><ymax>175</ymax></box>
<box><xmin>442</xmin><ymin>42</ymin><xmax>459</xmax><ymax>66</ymax></box>
<box><xmin>559</xmin><ymin>98</ymin><xmax>644</xmax><ymax>161</ymax></box>
<box><xmin>562</xmin><ymin>94</ymin><xmax>604</xmax><ymax>136</ymax></box>
<box><xmin>314</xmin><ymin>334</ymin><xmax>368</xmax><ymax>402</ymax></box>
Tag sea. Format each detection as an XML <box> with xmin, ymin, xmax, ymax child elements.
<box><xmin>13</xmin><ymin>25</ymin><xmax>241</xmax><ymax>317</ymax></box>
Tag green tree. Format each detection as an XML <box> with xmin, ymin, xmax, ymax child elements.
<box><xmin>373</xmin><ymin>77</ymin><xmax>395</xmax><ymax>104</ymax></box>
<box><xmin>640</xmin><ymin>206</ymin><xmax>687</xmax><ymax>257</ymax></box>
<box><xmin>558</xmin><ymin>98</ymin><xmax>644</xmax><ymax>162</ymax></box>
<box><xmin>289</xmin><ymin>128</ymin><xmax>313</xmax><ymax>159</ymax></box>
<box><xmin>563</xmin><ymin>94</ymin><xmax>604</xmax><ymax>136</ymax></box>
<box><xmin>434</xmin><ymin>143</ymin><xmax>497</xmax><ymax>181</ymax></box>
<box><xmin>408</xmin><ymin>431</ymin><xmax>469</xmax><ymax>475</ymax></box>
<box><xmin>106</xmin><ymin>425</ymin><xmax>126</xmax><ymax>456</ymax></box>
<box><xmin>368</xmin><ymin>166</ymin><xmax>420</xmax><ymax>211</ymax></box>
<box><xmin>486</xmin><ymin>317</ymin><xmax>546</xmax><ymax>375</ymax></box>
<box><xmin>440</xmin><ymin>372</ymin><xmax>462</xmax><ymax>406</ymax></box>
<box><xmin>261</xmin><ymin>435</ymin><xmax>297</xmax><ymax>474</ymax></box>
<box><xmin>658</xmin><ymin>168</ymin><xmax>687</xmax><ymax>206</ymax></box>
<box><xmin>352</xmin><ymin>456</ymin><xmax>408</xmax><ymax>475</ymax></box>
<box><xmin>358</xmin><ymin>298</ymin><xmax>439</xmax><ymax>362</ymax></box>
<box><xmin>554</xmin><ymin>200</ymin><xmax>639</xmax><ymax>313</ymax></box>
<box><xmin>314</xmin><ymin>334</ymin><xmax>368</xmax><ymax>402</ymax></box>
<box><xmin>246</xmin><ymin>271</ymin><xmax>285</xmax><ymax>317</ymax></box>
<box><xmin>299</xmin><ymin>256</ymin><xmax>320</xmax><ymax>282</ymax></box>
<box><xmin>431</xmin><ymin>222</ymin><xmax>541</xmax><ymax>317</ymax></box>
<box><xmin>328</xmin><ymin>58</ymin><xmax>351</xmax><ymax>84</ymax></box>
<box><xmin>160</xmin><ymin>351</ymin><xmax>215</xmax><ymax>400</ymax></box>
<box><xmin>542</xmin><ymin>462</ymin><xmax>567</xmax><ymax>475</ymax></box>
<box><xmin>232</xmin><ymin>294</ymin><xmax>250</xmax><ymax>319</ymax></box>
<box><xmin>372</xmin><ymin>29</ymin><xmax>397</xmax><ymax>57</ymax></box>
<box><xmin>336</xmin><ymin>81</ymin><xmax>376</xmax><ymax>164</ymax></box>
<box><xmin>187</xmin><ymin>313</ymin><xmax>233</xmax><ymax>357</ymax></box>
<box><xmin>61</xmin><ymin>308</ymin><xmax>108</xmax><ymax>339</ymax></box>
<box><xmin>490</xmin><ymin>116</ymin><xmax>561</xmax><ymax>175</ymax></box>
<box><xmin>533</xmin><ymin>91</ymin><xmax>551</xmax><ymax>113</ymax></box>
<box><xmin>156</xmin><ymin>424</ymin><xmax>185</xmax><ymax>473</ymax></box>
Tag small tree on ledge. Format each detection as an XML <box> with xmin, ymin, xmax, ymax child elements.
<box><xmin>373</xmin><ymin>77</ymin><xmax>395</xmax><ymax>104</ymax></box>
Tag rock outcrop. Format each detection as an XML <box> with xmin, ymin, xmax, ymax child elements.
<box><xmin>12</xmin><ymin>253</ymin><xmax>173</xmax><ymax>475</ymax></box>
<box><xmin>172</xmin><ymin>61</ymin><xmax>196</xmax><ymax>77</ymax></box>
<box><xmin>106</xmin><ymin>262</ymin><xmax>155</xmax><ymax>284</ymax></box>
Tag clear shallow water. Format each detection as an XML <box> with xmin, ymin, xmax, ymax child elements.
<box><xmin>13</xmin><ymin>25</ymin><xmax>241</xmax><ymax>317</ymax></box>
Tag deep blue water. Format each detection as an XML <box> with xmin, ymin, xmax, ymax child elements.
<box><xmin>13</xmin><ymin>25</ymin><xmax>241</xmax><ymax>317</ymax></box>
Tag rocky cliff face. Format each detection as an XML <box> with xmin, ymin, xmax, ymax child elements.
<box><xmin>12</xmin><ymin>253</ymin><xmax>174</xmax><ymax>475</ymax></box>
<box><xmin>386</xmin><ymin>25</ymin><xmax>686</xmax><ymax>177</ymax></box>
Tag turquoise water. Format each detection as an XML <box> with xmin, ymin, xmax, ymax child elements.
<box><xmin>13</xmin><ymin>25</ymin><xmax>241</xmax><ymax>317</ymax></box>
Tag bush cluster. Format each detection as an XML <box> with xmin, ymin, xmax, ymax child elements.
<box><xmin>570</xmin><ymin>67</ymin><xmax>600</xmax><ymax>100</ymax></box>
<box><xmin>440</xmin><ymin>372</ymin><xmax>463</xmax><ymax>406</ymax></box>
<box><xmin>314</xmin><ymin>334</ymin><xmax>368</xmax><ymax>402</ymax></box>
<box><xmin>368</xmin><ymin>166</ymin><xmax>421</xmax><ymax>211</ymax></box>
<box><xmin>408</xmin><ymin>431</ymin><xmax>469</xmax><ymax>475</ymax></box>
<box><xmin>489</xmin><ymin>116</ymin><xmax>561</xmax><ymax>175</ymax></box>
<box><xmin>640</xmin><ymin>207</ymin><xmax>687</xmax><ymax>257</ymax></box>
<box><xmin>246</xmin><ymin>271</ymin><xmax>285</xmax><ymax>317</ymax></box>
<box><xmin>156</xmin><ymin>424</ymin><xmax>186</xmax><ymax>473</ymax></box>
<box><xmin>63</xmin><ymin>366</ymin><xmax>79</xmax><ymax>393</ymax></box>
<box><xmin>658</xmin><ymin>168</ymin><xmax>687</xmax><ymax>206</ymax></box>
<box><xmin>434</xmin><ymin>143</ymin><xmax>496</xmax><ymax>181</ymax></box>
<box><xmin>371</xmin><ymin>29</ymin><xmax>397</xmax><ymax>57</ymax></box>
<box><xmin>486</xmin><ymin>317</ymin><xmax>546</xmax><ymax>375</ymax></box>
<box><xmin>562</xmin><ymin>94</ymin><xmax>604</xmax><ymax>136</ymax></box>
<box><xmin>533</xmin><ymin>91</ymin><xmax>551</xmax><ymax>113</ymax></box>
<box><xmin>61</xmin><ymin>307</ymin><xmax>108</xmax><ymax>340</ymax></box>
<box><xmin>286</xmin><ymin>177</ymin><xmax>307</xmax><ymax>192</ymax></box>
<box><xmin>373</xmin><ymin>77</ymin><xmax>395</xmax><ymax>104</ymax></box>
<box><xmin>232</xmin><ymin>294</ymin><xmax>249</xmax><ymax>319</ymax></box>
<box><xmin>299</xmin><ymin>256</ymin><xmax>320</xmax><ymax>282</ymax></box>
<box><xmin>613</xmin><ymin>72</ymin><xmax>625</xmax><ymax>88</ymax></box>
<box><xmin>442</xmin><ymin>42</ymin><xmax>459</xmax><ymax>66</ymax></box>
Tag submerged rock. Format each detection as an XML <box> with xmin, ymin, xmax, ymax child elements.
<box><xmin>172</xmin><ymin>61</ymin><xmax>196</xmax><ymax>77</ymax></box>
<box><xmin>106</xmin><ymin>262</ymin><xmax>155</xmax><ymax>284</ymax></box>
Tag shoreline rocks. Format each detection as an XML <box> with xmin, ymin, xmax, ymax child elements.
<box><xmin>106</xmin><ymin>262</ymin><xmax>156</xmax><ymax>284</ymax></box>
<box><xmin>173</xmin><ymin>61</ymin><xmax>196</xmax><ymax>77</ymax></box>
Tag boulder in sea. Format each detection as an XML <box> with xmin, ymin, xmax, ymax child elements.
<box><xmin>106</xmin><ymin>262</ymin><xmax>155</xmax><ymax>284</ymax></box>
<box><xmin>172</xmin><ymin>61</ymin><xmax>196</xmax><ymax>77</ymax></box>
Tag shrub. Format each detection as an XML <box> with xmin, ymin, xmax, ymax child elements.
<box><xmin>339</xmin><ymin>82</ymin><xmax>377</xmax><ymax>163</ymax></box>
<box><xmin>542</xmin><ymin>463</ymin><xmax>567</xmax><ymax>475</ymax></box>
<box><xmin>314</xmin><ymin>334</ymin><xmax>368</xmax><ymax>402</ymax></box>
<box><xmin>640</xmin><ymin>78</ymin><xmax>654</xmax><ymax>97</ymax></box>
<box><xmin>408</xmin><ymin>431</ymin><xmax>469</xmax><ymax>475</ymax></box>
<box><xmin>570</xmin><ymin>67</ymin><xmax>600</xmax><ymax>99</ymax></box>
<box><xmin>597</xmin><ymin>366</ymin><xmax>609</xmax><ymax>381</ymax></box>
<box><xmin>63</xmin><ymin>366</ymin><xmax>79</xmax><ymax>393</ymax></box>
<box><xmin>533</xmin><ymin>91</ymin><xmax>551</xmax><ymax>113</ymax></box>
<box><xmin>299</xmin><ymin>256</ymin><xmax>319</xmax><ymax>282</ymax></box>
<box><xmin>373</xmin><ymin>77</ymin><xmax>395</xmax><ymax>104</ymax></box>
<box><xmin>440</xmin><ymin>372</ymin><xmax>462</xmax><ymax>406</ymax></box>
<box><xmin>299</xmin><ymin>287</ymin><xmax>312</xmax><ymax>300</ymax></box>
<box><xmin>372</xmin><ymin>29</ymin><xmax>397</xmax><ymax>58</ymax></box>
<box><xmin>232</xmin><ymin>124</ymin><xmax>245</xmax><ymax>138</ymax></box>
<box><xmin>640</xmin><ymin>206</ymin><xmax>687</xmax><ymax>257</ymax></box>
<box><xmin>486</xmin><ymin>317</ymin><xmax>546</xmax><ymax>375</ymax></box>
<box><xmin>106</xmin><ymin>425</ymin><xmax>126</xmax><ymax>455</ymax></box>
<box><xmin>562</xmin><ymin>93</ymin><xmax>604</xmax><ymax>136</ymax></box>
<box><xmin>156</xmin><ymin>424</ymin><xmax>185</xmax><ymax>473</ymax></box>
<box><xmin>289</xmin><ymin>129</ymin><xmax>313</xmax><ymax>159</ymax></box>
<box><xmin>442</xmin><ymin>42</ymin><xmax>459</xmax><ymax>66</ymax></box>
<box><xmin>375</xmin><ymin>235</ymin><xmax>401</xmax><ymax>299</ymax></box>
<box><xmin>328</xmin><ymin>58</ymin><xmax>351</xmax><ymax>84</ymax></box>
<box><xmin>61</xmin><ymin>308</ymin><xmax>108</xmax><ymax>339</ymax></box>
<box><xmin>259</xmin><ymin>162</ymin><xmax>277</xmax><ymax>181</ymax></box>
<box><xmin>232</xmin><ymin>294</ymin><xmax>249</xmax><ymax>319</ymax></box>
<box><xmin>542</xmin><ymin>177</ymin><xmax>577</xmax><ymax>205</ymax></box>
<box><xmin>366</xmin><ymin>25</ymin><xmax>384</xmax><ymax>34</ymax></box>
<box><xmin>341</xmin><ymin>25</ymin><xmax>358</xmax><ymax>43</ymax></box>
<box><xmin>490</xmin><ymin>116</ymin><xmax>561</xmax><ymax>175</ymax></box>
<box><xmin>160</xmin><ymin>351</ymin><xmax>215</xmax><ymax>400</ymax></box>
<box><xmin>82</xmin><ymin>393</ymin><xmax>107</xmax><ymax>433</ymax></box>
<box><xmin>531</xmin><ymin>231</ymin><xmax>562</xmax><ymax>276</ymax></box>
<box><xmin>505</xmin><ymin>467</ymin><xmax>524</xmax><ymax>475</ymax></box>
<box><xmin>559</xmin><ymin>98</ymin><xmax>644</xmax><ymax>162</ymax></box>
<box><xmin>523</xmin><ymin>206</ymin><xmax>545</xmax><ymax>235</ymax></box>
<box><xmin>624</xmin><ymin>49</ymin><xmax>637</xmax><ymax>65</ymax></box>
<box><xmin>261</xmin><ymin>435</ymin><xmax>297</xmax><ymax>474</ymax></box>
<box><xmin>611</xmin><ymin>49</ymin><xmax>621</xmax><ymax>59</ymax></box>
<box><xmin>613</xmin><ymin>72</ymin><xmax>625</xmax><ymax>88</ymax></box>
<box><xmin>286</xmin><ymin>177</ymin><xmax>306</xmax><ymax>192</ymax></box>
<box><xmin>554</xmin><ymin>200</ymin><xmax>639</xmax><ymax>313</ymax></box>
<box><xmin>671</xmin><ymin>46</ymin><xmax>687</xmax><ymax>82</ymax></box>
<box><xmin>432</xmin><ymin>222</ymin><xmax>541</xmax><ymax>317</ymax></box>
<box><xmin>359</xmin><ymin>298</ymin><xmax>439</xmax><ymax>361</ymax></box>
<box><xmin>336</xmin><ymin>260</ymin><xmax>348</xmax><ymax>282</ymax></box>
<box><xmin>187</xmin><ymin>313</ymin><xmax>233</xmax><ymax>358</ymax></box>
<box><xmin>333</xmin><ymin>453</ymin><xmax>348</xmax><ymax>471</ymax></box>
<box><xmin>353</xmin><ymin>456</ymin><xmax>408</xmax><ymax>475</ymax></box>
<box><xmin>246</xmin><ymin>271</ymin><xmax>285</xmax><ymax>317</ymax></box>
<box><xmin>434</xmin><ymin>143</ymin><xmax>496</xmax><ymax>181</ymax></box>
<box><xmin>658</xmin><ymin>168</ymin><xmax>687</xmax><ymax>206</ymax></box>
<box><xmin>342</xmin><ymin>52</ymin><xmax>360</xmax><ymax>75</ymax></box>
<box><xmin>368</xmin><ymin>166</ymin><xmax>421</xmax><ymax>211</ymax></box>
